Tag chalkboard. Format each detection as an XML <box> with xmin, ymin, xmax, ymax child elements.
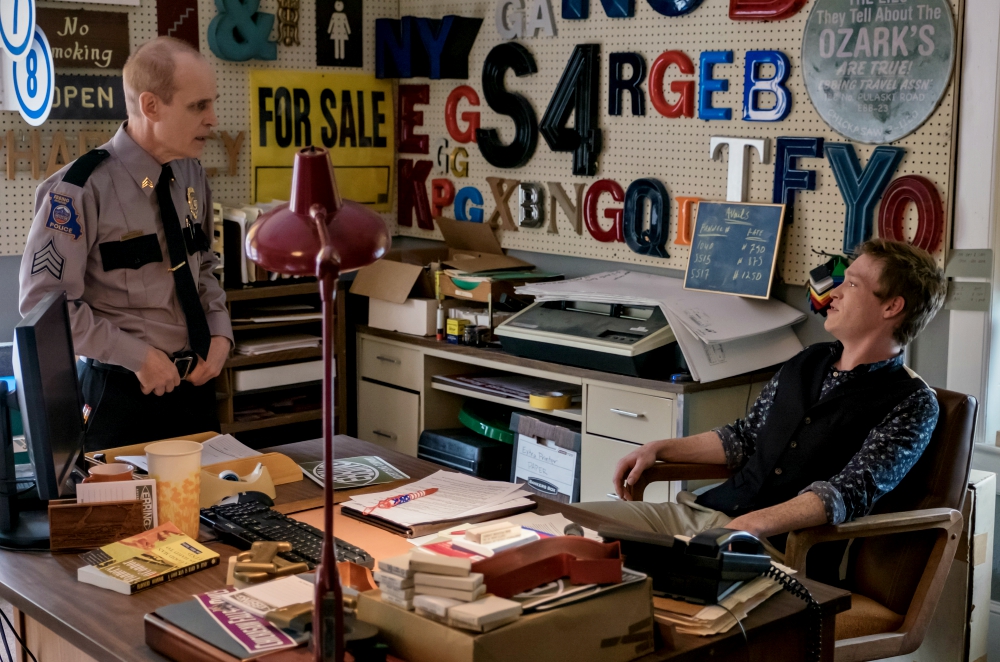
<box><xmin>683</xmin><ymin>202</ymin><xmax>786</xmax><ymax>299</ymax></box>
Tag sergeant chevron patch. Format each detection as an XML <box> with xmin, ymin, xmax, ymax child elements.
<box><xmin>31</xmin><ymin>240</ymin><xmax>66</xmax><ymax>280</ymax></box>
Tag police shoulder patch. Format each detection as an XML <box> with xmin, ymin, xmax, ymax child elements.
<box><xmin>45</xmin><ymin>192</ymin><xmax>83</xmax><ymax>241</ymax></box>
<box><xmin>31</xmin><ymin>240</ymin><xmax>66</xmax><ymax>281</ymax></box>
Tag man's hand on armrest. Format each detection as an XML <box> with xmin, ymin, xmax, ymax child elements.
<box><xmin>725</xmin><ymin>492</ymin><xmax>828</xmax><ymax>539</ymax></box>
<box><xmin>612</xmin><ymin>431</ymin><xmax>727</xmax><ymax>500</ymax></box>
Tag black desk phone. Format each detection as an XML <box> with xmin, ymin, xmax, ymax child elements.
<box><xmin>599</xmin><ymin>525</ymin><xmax>823</xmax><ymax>661</ymax></box>
<box><xmin>599</xmin><ymin>525</ymin><xmax>772</xmax><ymax>604</ymax></box>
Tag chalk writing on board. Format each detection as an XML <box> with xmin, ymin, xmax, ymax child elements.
<box><xmin>683</xmin><ymin>202</ymin><xmax>785</xmax><ymax>299</ymax></box>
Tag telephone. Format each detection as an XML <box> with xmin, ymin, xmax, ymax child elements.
<box><xmin>599</xmin><ymin>525</ymin><xmax>823</xmax><ymax>661</ymax></box>
<box><xmin>598</xmin><ymin>525</ymin><xmax>773</xmax><ymax>604</ymax></box>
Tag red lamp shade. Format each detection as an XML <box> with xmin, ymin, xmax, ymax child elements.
<box><xmin>245</xmin><ymin>146</ymin><xmax>391</xmax><ymax>275</ymax></box>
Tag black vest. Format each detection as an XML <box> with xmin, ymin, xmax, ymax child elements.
<box><xmin>696</xmin><ymin>343</ymin><xmax>924</xmax><ymax>517</ymax></box>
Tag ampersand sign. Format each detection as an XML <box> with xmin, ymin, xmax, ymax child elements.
<box><xmin>208</xmin><ymin>0</ymin><xmax>278</xmax><ymax>62</ymax></box>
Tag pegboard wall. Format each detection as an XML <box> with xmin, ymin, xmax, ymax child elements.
<box><xmin>0</xmin><ymin>0</ymin><xmax>400</xmax><ymax>256</ymax></box>
<box><xmin>395</xmin><ymin>0</ymin><xmax>962</xmax><ymax>284</ymax></box>
<box><xmin>0</xmin><ymin>0</ymin><xmax>962</xmax><ymax>287</ymax></box>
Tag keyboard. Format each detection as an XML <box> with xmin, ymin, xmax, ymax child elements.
<box><xmin>200</xmin><ymin>502</ymin><xmax>374</xmax><ymax>569</ymax></box>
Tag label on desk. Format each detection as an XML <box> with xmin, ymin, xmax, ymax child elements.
<box><xmin>196</xmin><ymin>587</ymin><xmax>298</xmax><ymax>654</ymax></box>
<box><xmin>514</xmin><ymin>434</ymin><xmax>577</xmax><ymax>504</ymax></box>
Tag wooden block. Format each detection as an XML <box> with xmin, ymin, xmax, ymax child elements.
<box><xmin>47</xmin><ymin>499</ymin><xmax>146</xmax><ymax>551</ymax></box>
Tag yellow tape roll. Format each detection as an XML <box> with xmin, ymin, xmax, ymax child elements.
<box><xmin>529</xmin><ymin>391</ymin><xmax>573</xmax><ymax>410</ymax></box>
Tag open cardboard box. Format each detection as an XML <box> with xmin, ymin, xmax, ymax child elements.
<box><xmin>351</xmin><ymin>217</ymin><xmax>535</xmax><ymax>336</ymax></box>
<box><xmin>357</xmin><ymin>577</ymin><xmax>654</xmax><ymax>662</ymax></box>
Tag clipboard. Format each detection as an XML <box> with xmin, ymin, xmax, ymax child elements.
<box><xmin>340</xmin><ymin>500</ymin><xmax>538</xmax><ymax>538</ymax></box>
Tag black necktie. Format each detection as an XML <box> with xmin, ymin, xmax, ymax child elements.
<box><xmin>155</xmin><ymin>164</ymin><xmax>211</xmax><ymax>359</ymax></box>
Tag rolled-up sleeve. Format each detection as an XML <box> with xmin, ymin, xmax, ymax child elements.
<box><xmin>800</xmin><ymin>387</ymin><xmax>939</xmax><ymax>524</ymax></box>
<box><xmin>714</xmin><ymin>370</ymin><xmax>781</xmax><ymax>470</ymax></box>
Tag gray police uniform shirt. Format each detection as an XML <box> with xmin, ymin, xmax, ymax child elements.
<box><xmin>18</xmin><ymin>123</ymin><xmax>233</xmax><ymax>373</ymax></box>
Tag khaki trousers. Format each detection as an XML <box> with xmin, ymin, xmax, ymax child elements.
<box><xmin>576</xmin><ymin>492</ymin><xmax>784</xmax><ymax>562</ymax></box>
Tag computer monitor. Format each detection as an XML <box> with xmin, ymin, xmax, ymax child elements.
<box><xmin>13</xmin><ymin>290</ymin><xmax>85</xmax><ymax>500</ymax></box>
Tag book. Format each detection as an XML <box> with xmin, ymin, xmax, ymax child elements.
<box><xmin>299</xmin><ymin>455</ymin><xmax>410</xmax><ymax>490</ymax></box>
<box><xmin>77</xmin><ymin>523</ymin><xmax>220</xmax><ymax>594</ymax></box>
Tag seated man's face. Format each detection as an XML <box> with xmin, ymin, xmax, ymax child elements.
<box><xmin>824</xmin><ymin>254</ymin><xmax>897</xmax><ymax>343</ymax></box>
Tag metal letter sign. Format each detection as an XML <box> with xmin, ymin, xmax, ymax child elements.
<box><xmin>0</xmin><ymin>0</ymin><xmax>34</xmax><ymax>60</ymax></box>
<box><xmin>5</xmin><ymin>27</ymin><xmax>53</xmax><ymax>126</ymax></box>
<box><xmin>801</xmin><ymin>0</ymin><xmax>955</xmax><ymax>144</ymax></box>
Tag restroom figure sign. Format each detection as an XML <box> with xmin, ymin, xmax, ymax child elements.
<box><xmin>327</xmin><ymin>1</ymin><xmax>349</xmax><ymax>59</ymax></box>
<box><xmin>316</xmin><ymin>0</ymin><xmax>361</xmax><ymax>67</ymax></box>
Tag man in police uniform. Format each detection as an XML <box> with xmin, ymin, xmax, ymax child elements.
<box><xmin>18</xmin><ymin>37</ymin><xmax>233</xmax><ymax>450</ymax></box>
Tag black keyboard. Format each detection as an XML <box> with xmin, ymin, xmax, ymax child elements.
<box><xmin>200</xmin><ymin>502</ymin><xmax>374</xmax><ymax>569</ymax></box>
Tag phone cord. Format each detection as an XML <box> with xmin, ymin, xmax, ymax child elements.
<box><xmin>765</xmin><ymin>565</ymin><xmax>823</xmax><ymax>662</ymax></box>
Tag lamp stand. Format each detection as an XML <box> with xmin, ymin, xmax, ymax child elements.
<box><xmin>311</xmin><ymin>205</ymin><xmax>345</xmax><ymax>662</ymax></box>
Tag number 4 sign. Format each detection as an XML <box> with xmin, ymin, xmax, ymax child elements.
<box><xmin>0</xmin><ymin>0</ymin><xmax>35</xmax><ymax>60</ymax></box>
<box><xmin>0</xmin><ymin>26</ymin><xmax>54</xmax><ymax>126</ymax></box>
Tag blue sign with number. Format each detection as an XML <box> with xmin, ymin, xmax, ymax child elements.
<box><xmin>0</xmin><ymin>0</ymin><xmax>35</xmax><ymax>60</ymax></box>
<box><xmin>683</xmin><ymin>201</ymin><xmax>785</xmax><ymax>299</ymax></box>
<box><xmin>8</xmin><ymin>26</ymin><xmax>53</xmax><ymax>126</ymax></box>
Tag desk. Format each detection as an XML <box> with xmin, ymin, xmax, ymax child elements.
<box><xmin>0</xmin><ymin>437</ymin><xmax>849</xmax><ymax>662</ymax></box>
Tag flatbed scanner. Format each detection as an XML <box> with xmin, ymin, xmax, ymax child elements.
<box><xmin>495</xmin><ymin>300</ymin><xmax>686</xmax><ymax>378</ymax></box>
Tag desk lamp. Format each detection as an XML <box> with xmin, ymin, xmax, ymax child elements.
<box><xmin>245</xmin><ymin>147</ymin><xmax>391</xmax><ymax>662</ymax></box>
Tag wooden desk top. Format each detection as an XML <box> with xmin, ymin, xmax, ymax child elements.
<box><xmin>358</xmin><ymin>326</ymin><xmax>778</xmax><ymax>394</ymax></box>
<box><xmin>0</xmin><ymin>436</ymin><xmax>849</xmax><ymax>662</ymax></box>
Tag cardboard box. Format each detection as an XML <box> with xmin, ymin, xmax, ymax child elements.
<box><xmin>510</xmin><ymin>412</ymin><xmax>582</xmax><ymax>503</ymax></box>
<box><xmin>351</xmin><ymin>217</ymin><xmax>535</xmax><ymax>335</ymax></box>
<box><xmin>369</xmin><ymin>297</ymin><xmax>458</xmax><ymax>337</ymax></box>
<box><xmin>881</xmin><ymin>470</ymin><xmax>995</xmax><ymax>662</ymax></box>
<box><xmin>357</xmin><ymin>578</ymin><xmax>654</xmax><ymax>662</ymax></box>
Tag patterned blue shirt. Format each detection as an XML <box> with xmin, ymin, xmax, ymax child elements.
<box><xmin>714</xmin><ymin>344</ymin><xmax>939</xmax><ymax>524</ymax></box>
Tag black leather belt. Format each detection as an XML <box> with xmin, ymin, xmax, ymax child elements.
<box><xmin>85</xmin><ymin>351</ymin><xmax>199</xmax><ymax>379</ymax></box>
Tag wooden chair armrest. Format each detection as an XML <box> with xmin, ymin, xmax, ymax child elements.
<box><xmin>631</xmin><ymin>462</ymin><xmax>733</xmax><ymax>501</ymax></box>
<box><xmin>785</xmin><ymin>507</ymin><xmax>963</xmax><ymax>572</ymax></box>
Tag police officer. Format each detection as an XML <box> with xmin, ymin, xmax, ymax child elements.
<box><xmin>18</xmin><ymin>37</ymin><xmax>233</xmax><ymax>450</ymax></box>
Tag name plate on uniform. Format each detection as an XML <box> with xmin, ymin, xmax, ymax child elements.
<box><xmin>36</xmin><ymin>8</ymin><xmax>130</xmax><ymax>69</ymax></box>
<box><xmin>49</xmin><ymin>73</ymin><xmax>127</xmax><ymax>121</ymax></box>
<box><xmin>684</xmin><ymin>202</ymin><xmax>785</xmax><ymax>299</ymax></box>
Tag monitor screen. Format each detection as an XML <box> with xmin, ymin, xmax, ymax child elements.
<box><xmin>13</xmin><ymin>291</ymin><xmax>85</xmax><ymax>500</ymax></box>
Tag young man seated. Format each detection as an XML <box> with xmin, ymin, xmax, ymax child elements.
<box><xmin>578</xmin><ymin>239</ymin><xmax>948</xmax><ymax>560</ymax></box>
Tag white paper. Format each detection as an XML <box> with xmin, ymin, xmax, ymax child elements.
<box><xmin>517</xmin><ymin>271</ymin><xmax>804</xmax><ymax>383</ymax></box>
<box><xmin>117</xmin><ymin>434</ymin><xmax>260</xmax><ymax>472</ymax></box>
<box><xmin>514</xmin><ymin>434</ymin><xmax>577</xmax><ymax>498</ymax></box>
<box><xmin>221</xmin><ymin>575</ymin><xmax>315</xmax><ymax>618</ymax></box>
<box><xmin>75</xmin><ymin>479</ymin><xmax>158</xmax><ymax>529</ymax></box>
<box><xmin>342</xmin><ymin>471</ymin><xmax>526</xmax><ymax>526</ymax></box>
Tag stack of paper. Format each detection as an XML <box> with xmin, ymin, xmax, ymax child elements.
<box><xmin>516</xmin><ymin>271</ymin><xmax>805</xmax><ymax>382</ymax></box>
<box><xmin>653</xmin><ymin>562</ymin><xmax>796</xmax><ymax>635</ymax></box>
<box><xmin>234</xmin><ymin>334</ymin><xmax>321</xmax><ymax>356</ymax></box>
<box><xmin>117</xmin><ymin>434</ymin><xmax>261</xmax><ymax>472</ymax></box>
<box><xmin>342</xmin><ymin>471</ymin><xmax>532</xmax><ymax>528</ymax></box>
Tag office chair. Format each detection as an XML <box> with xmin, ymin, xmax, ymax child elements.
<box><xmin>629</xmin><ymin>388</ymin><xmax>977</xmax><ymax>662</ymax></box>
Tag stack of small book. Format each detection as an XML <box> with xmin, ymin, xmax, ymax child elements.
<box><xmin>653</xmin><ymin>563</ymin><xmax>796</xmax><ymax>636</ymax></box>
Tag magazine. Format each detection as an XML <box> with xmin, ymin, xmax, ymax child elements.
<box><xmin>299</xmin><ymin>455</ymin><xmax>409</xmax><ymax>489</ymax></box>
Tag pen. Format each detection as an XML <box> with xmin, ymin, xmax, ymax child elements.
<box><xmin>363</xmin><ymin>487</ymin><xmax>439</xmax><ymax>515</ymax></box>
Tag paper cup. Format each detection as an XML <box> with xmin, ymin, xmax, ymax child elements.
<box><xmin>146</xmin><ymin>440</ymin><xmax>202</xmax><ymax>539</ymax></box>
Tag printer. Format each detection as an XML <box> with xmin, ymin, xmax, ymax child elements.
<box><xmin>495</xmin><ymin>300</ymin><xmax>685</xmax><ymax>378</ymax></box>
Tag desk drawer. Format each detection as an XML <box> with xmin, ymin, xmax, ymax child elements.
<box><xmin>586</xmin><ymin>385</ymin><xmax>674</xmax><ymax>444</ymax></box>
<box><xmin>360</xmin><ymin>337</ymin><xmax>422</xmax><ymax>391</ymax></box>
<box><xmin>581</xmin><ymin>434</ymin><xmax>673</xmax><ymax>503</ymax></box>
<box><xmin>358</xmin><ymin>380</ymin><xmax>420</xmax><ymax>457</ymax></box>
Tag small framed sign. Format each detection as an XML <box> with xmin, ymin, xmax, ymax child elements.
<box><xmin>683</xmin><ymin>201</ymin><xmax>786</xmax><ymax>299</ymax></box>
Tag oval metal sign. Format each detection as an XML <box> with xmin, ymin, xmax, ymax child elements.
<box><xmin>801</xmin><ymin>0</ymin><xmax>956</xmax><ymax>144</ymax></box>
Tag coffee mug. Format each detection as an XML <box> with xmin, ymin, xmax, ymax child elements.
<box><xmin>82</xmin><ymin>462</ymin><xmax>135</xmax><ymax>483</ymax></box>
<box><xmin>146</xmin><ymin>440</ymin><xmax>203</xmax><ymax>539</ymax></box>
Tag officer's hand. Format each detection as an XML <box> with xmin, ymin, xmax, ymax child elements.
<box><xmin>137</xmin><ymin>347</ymin><xmax>181</xmax><ymax>396</ymax></box>
<box><xmin>612</xmin><ymin>443</ymin><xmax>660</xmax><ymax>501</ymax></box>
<box><xmin>186</xmin><ymin>336</ymin><xmax>231</xmax><ymax>386</ymax></box>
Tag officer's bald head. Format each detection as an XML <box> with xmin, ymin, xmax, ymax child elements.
<box><xmin>123</xmin><ymin>37</ymin><xmax>206</xmax><ymax>117</ymax></box>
